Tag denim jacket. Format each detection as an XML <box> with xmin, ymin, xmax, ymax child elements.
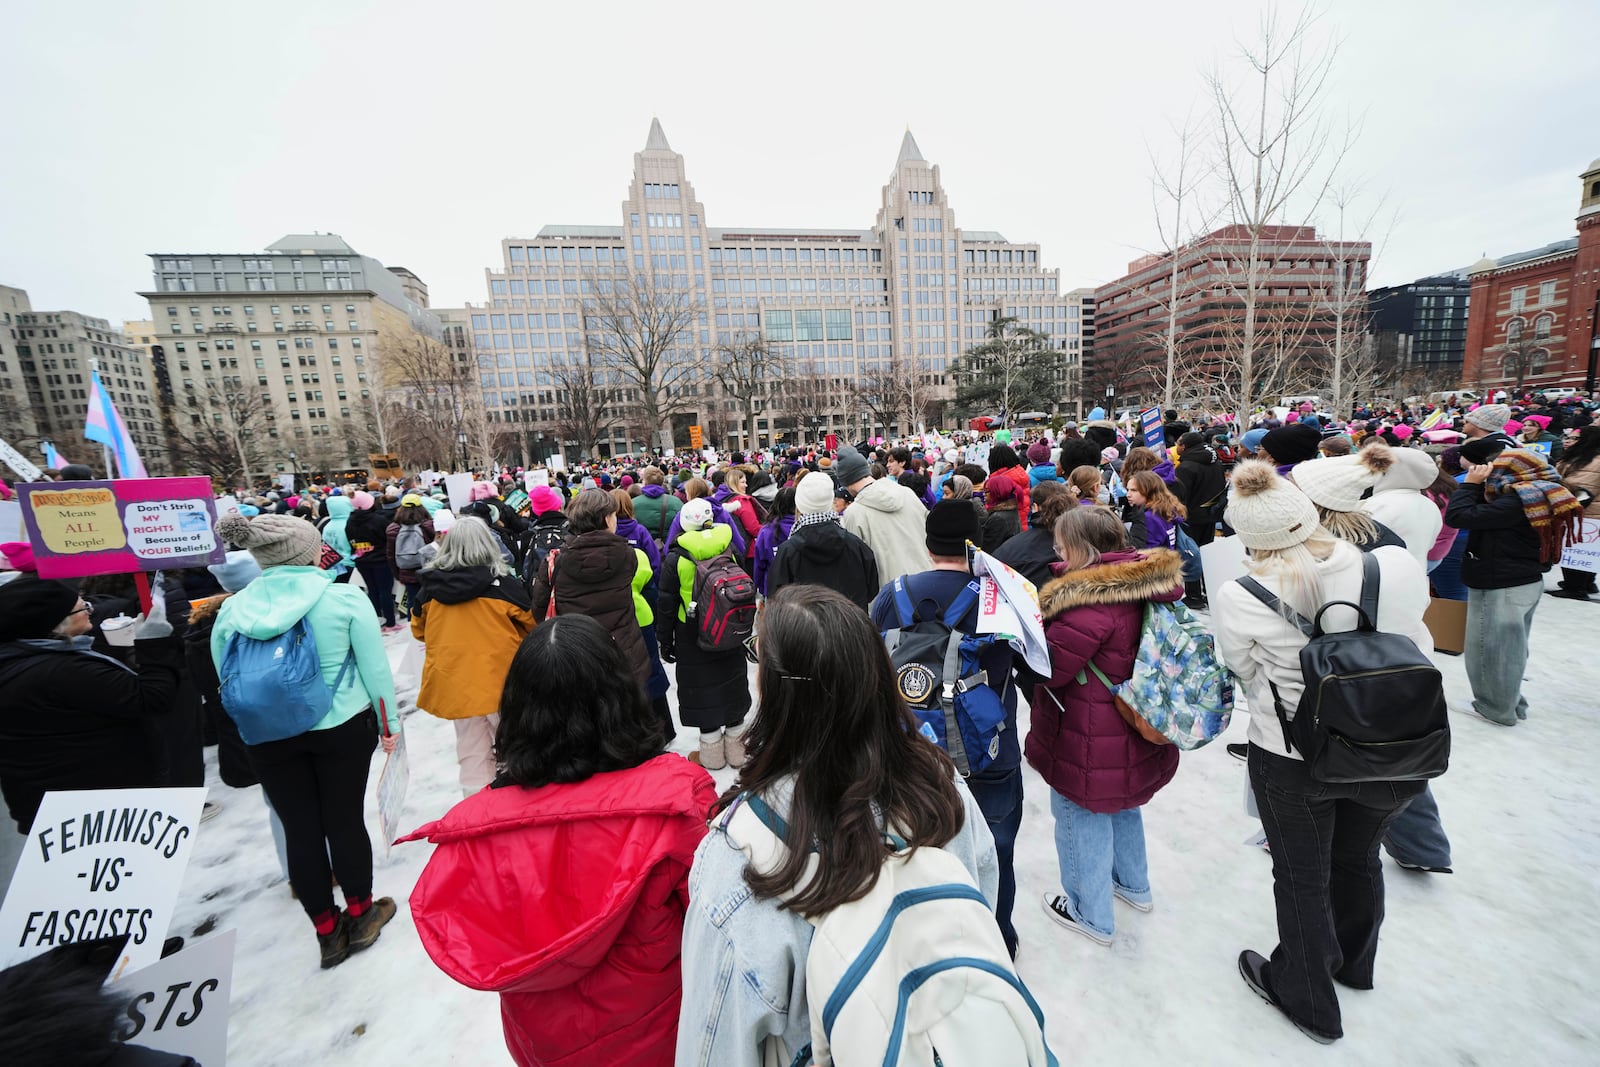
<box><xmin>675</xmin><ymin>777</ymin><xmax>1000</xmax><ymax>1067</ymax></box>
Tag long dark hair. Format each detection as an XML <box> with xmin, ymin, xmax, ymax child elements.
<box><xmin>766</xmin><ymin>486</ymin><xmax>796</xmax><ymax>526</ymax></box>
<box><xmin>1559</xmin><ymin>425</ymin><xmax>1600</xmax><ymax>475</ymax></box>
<box><xmin>732</xmin><ymin>585</ymin><xmax>965</xmax><ymax>918</ymax></box>
<box><xmin>495</xmin><ymin>615</ymin><xmax>663</xmax><ymax>788</ymax></box>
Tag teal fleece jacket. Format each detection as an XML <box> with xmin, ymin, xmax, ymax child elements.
<box><xmin>322</xmin><ymin>496</ymin><xmax>355</xmax><ymax>572</ymax></box>
<box><xmin>210</xmin><ymin>565</ymin><xmax>400</xmax><ymax>735</ymax></box>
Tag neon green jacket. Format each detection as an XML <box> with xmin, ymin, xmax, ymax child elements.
<box><xmin>666</xmin><ymin>524</ymin><xmax>733</xmax><ymax>623</ymax></box>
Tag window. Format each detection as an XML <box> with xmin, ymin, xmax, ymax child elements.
<box><xmin>1539</xmin><ymin>280</ymin><xmax>1555</xmax><ymax>307</ymax></box>
<box><xmin>1507</xmin><ymin>318</ymin><xmax>1525</xmax><ymax>342</ymax></box>
<box><xmin>764</xmin><ymin>310</ymin><xmax>794</xmax><ymax>342</ymax></box>
<box><xmin>1534</xmin><ymin>314</ymin><xmax>1553</xmax><ymax>340</ymax></box>
<box><xmin>1510</xmin><ymin>286</ymin><xmax>1527</xmax><ymax>313</ymax></box>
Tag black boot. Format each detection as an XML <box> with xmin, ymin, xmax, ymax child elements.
<box><xmin>1238</xmin><ymin>950</ymin><xmax>1339</xmax><ymax>1044</ymax></box>
<box><xmin>1183</xmin><ymin>579</ymin><xmax>1208</xmax><ymax>609</ymax></box>
<box><xmin>318</xmin><ymin>914</ymin><xmax>351</xmax><ymax>970</ymax></box>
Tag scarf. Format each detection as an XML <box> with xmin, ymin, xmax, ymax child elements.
<box><xmin>794</xmin><ymin>510</ymin><xmax>840</xmax><ymax>531</ymax></box>
<box><xmin>15</xmin><ymin>635</ymin><xmax>137</xmax><ymax>674</ymax></box>
<box><xmin>1485</xmin><ymin>448</ymin><xmax>1582</xmax><ymax>564</ymax></box>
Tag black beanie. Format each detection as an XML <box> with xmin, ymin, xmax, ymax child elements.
<box><xmin>0</xmin><ymin>573</ymin><xmax>81</xmax><ymax>641</ymax></box>
<box><xmin>1261</xmin><ymin>423</ymin><xmax>1322</xmax><ymax>466</ymax></box>
<box><xmin>925</xmin><ymin>499</ymin><xmax>980</xmax><ymax>556</ymax></box>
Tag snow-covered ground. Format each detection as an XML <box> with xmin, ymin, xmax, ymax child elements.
<box><xmin>171</xmin><ymin>577</ymin><xmax>1600</xmax><ymax>1066</ymax></box>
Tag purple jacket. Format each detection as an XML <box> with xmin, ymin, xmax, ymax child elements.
<box><xmin>663</xmin><ymin>499</ymin><xmax>747</xmax><ymax>555</ymax></box>
<box><xmin>1025</xmin><ymin>549</ymin><xmax>1185</xmax><ymax>813</ymax></box>
<box><xmin>752</xmin><ymin>515</ymin><xmax>795</xmax><ymax>596</ymax></box>
<box><xmin>613</xmin><ymin>516</ymin><xmax>662</xmax><ymax>574</ymax></box>
<box><xmin>1152</xmin><ymin>457</ymin><xmax>1178</xmax><ymax>485</ymax></box>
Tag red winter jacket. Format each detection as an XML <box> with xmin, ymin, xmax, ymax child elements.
<box><xmin>1024</xmin><ymin>549</ymin><xmax>1184</xmax><ymax>813</ymax></box>
<box><xmin>991</xmin><ymin>465</ymin><xmax>1032</xmax><ymax>530</ymax></box>
<box><xmin>400</xmin><ymin>754</ymin><xmax>717</xmax><ymax>1067</ymax></box>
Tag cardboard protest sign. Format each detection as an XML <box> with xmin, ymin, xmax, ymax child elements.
<box><xmin>109</xmin><ymin>930</ymin><xmax>236</xmax><ymax>1067</ymax></box>
<box><xmin>17</xmin><ymin>478</ymin><xmax>225</xmax><ymax>581</ymax></box>
<box><xmin>1199</xmin><ymin>536</ymin><xmax>1249</xmax><ymax>665</ymax></box>
<box><xmin>0</xmin><ymin>787</ymin><xmax>207</xmax><ymax>978</ymax></box>
<box><xmin>443</xmin><ymin>472</ymin><xmax>474</xmax><ymax>514</ymax></box>
<box><xmin>1559</xmin><ymin>518</ymin><xmax>1600</xmax><ymax>574</ymax></box>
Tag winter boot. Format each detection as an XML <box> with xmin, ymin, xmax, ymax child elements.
<box><xmin>318</xmin><ymin>914</ymin><xmax>351</xmax><ymax>969</ymax></box>
<box><xmin>724</xmin><ymin>729</ymin><xmax>748</xmax><ymax>769</ymax></box>
<box><xmin>346</xmin><ymin>897</ymin><xmax>396</xmax><ymax>954</ymax></box>
<box><xmin>690</xmin><ymin>731</ymin><xmax>727</xmax><ymax>770</ymax></box>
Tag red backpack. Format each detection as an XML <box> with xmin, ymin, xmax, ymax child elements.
<box><xmin>691</xmin><ymin>550</ymin><xmax>757</xmax><ymax>652</ymax></box>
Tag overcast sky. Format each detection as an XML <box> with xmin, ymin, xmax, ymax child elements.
<box><xmin>2</xmin><ymin>0</ymin><xmax>1594</xmax><ymax>325</ymax></box>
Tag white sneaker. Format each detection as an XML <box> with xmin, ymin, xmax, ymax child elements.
<box><xmin>696</xmin><ymin>733</ymin><xmax>727</xmax><ymax>770</ymax></box>
<box><xmin>724</xmin><ymin>731</ymin><xmax>747</xmax><ymax>769</ymax></box>
<box><xmin>1041</xmin><ymin>892</ymin><xmax>1112</xmax><ymax>945</ymax></box>
<box><xmin>1113</xmin><ymin>886</ymin><xmax>1154</xmax><ymax>913</ymax></box>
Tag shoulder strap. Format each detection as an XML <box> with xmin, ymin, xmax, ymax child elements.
<box><xmin>1236</xmin><ymin>576</ymin><xmax>1315</xmax><ymax>639</ymax></box>
<box><xmin>942</xmin><ymin>579</ymin><xmax>981</xmax><ymax>629</ymax></box>
<box><xmin>892</xmin><ymin>576</ymin><xmax>916</xmax><ymax>628</ymax></box>
<box><xmin>1357</xmin><ymin>550</ymin><xmax>1380</xmax><ymax>630</ymax></box>
<box><xmin>940</xmin><ymin>632</ymin><xmax>973</xmax><ymax>778</ymax></box>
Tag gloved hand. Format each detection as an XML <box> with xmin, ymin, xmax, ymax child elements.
<box><xmin>134</xmin><ymin>574</ymin><xmax>173</xmax><ymax>640</ymax></box>
<box><xmin>660</xmin><ymin>643</ymin><xmax>676</xmax><ymax>664</ymax></box>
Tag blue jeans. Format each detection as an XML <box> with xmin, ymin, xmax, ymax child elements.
<box><xmin>1382</xmin><ymin>784</ymin><xmax>1451</xmax><ymax>868</ymax></box>
<box><xmin>1048</xmin><ymin>790</ymin><xmax>1150</xmax><ymax>939</ymax></box>
<box><xmin>967</xmin><ymin>769</ymin><xmax>1023</xmax><ymax>957</ymax></box>
<box><xmin>1465</xmin><ymin>580</ymin><xmax>1543</xmax><ymax>725</ymax></box>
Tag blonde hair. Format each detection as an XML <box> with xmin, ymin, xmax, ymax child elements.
<box><xmin>1241</xmin><ymin>528</ymin><xmax>1343</xmax><ymax>623</ymax></box>
<box><xmin>1052</xmin><ymin>506</ymin><xmax>1128</xmax><ymax>570</ymax></box>
<box><xmin>1127</xmin><ymin>471</ymin><xmax>1186</xmax><ymax>522</ymax></box>
<box><xmin>1316</xmin><ymin>507</ymin><xmax>1380</xmax><ymax>547</ymax></box>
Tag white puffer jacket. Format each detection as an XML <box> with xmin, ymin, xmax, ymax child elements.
<box><xmin>1213</xmin><ymin>541</ymin><xmax>1433</xmax><ymax>760</ymax></box>
<box><xmin>1364</xmin><ymin>447</ymin><xmax>1444</xmax><ymax>566</ymax></box>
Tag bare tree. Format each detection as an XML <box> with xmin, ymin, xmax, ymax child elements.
<box><xmin>539</xmin><ymin>346</ymin><xmax>615</xmax><ymax>461</ymax></box>
<box><xmin>169</xmin><ymin>382</ymin><xmax>273</xmax><ymax>488</ymax></box>
<box><xmin>856</xmin><ymin>352</ymin><xmax>937</xmax><ymax>439</ymax></box>
<box><xmin>1084</xmin><ymin>339</ymin><xmax>1161</xmax><ymax>412</ymax></box>
<box><xmin>1305</xmin><ymin>182</ymin><xmax>1388</xmax><ymax>416</ymax></box>
<box><xmin>1207</xmin><ymin>6</ymin><xmax>1344</xmax><ymax>422</ymax></box>
<box><xmin>581</xmin><ymin>272</ymin><xmax>705</xmax><ymax>449</ymax></box>
<box><xmin>785</xmin><ymin>359</ymin><xmax>840</xmax><ymax>447</ymax></box>
<box><xmin>1147</xmin><ymin>116</ymin><xmax>1221</xmax><ymax>408</ymax></box>
<box><xmin>1489</xmin><ymin>327</ymin><xmax>1551</xmax><ymax>397</ymax></box>
<box><xmin>377</xmin><ymin>327</ymin><xmax>484</xmax><ymax>471</ymax></box>
<box><xmin>710</xmin><ymin>335</ymin><xmax>782</xmax><ymax>451</ymax></box>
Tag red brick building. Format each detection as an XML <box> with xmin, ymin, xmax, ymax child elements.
<box><xmin>1092</xmin><ymin>224</ymin><xmax>1371</xmax><ymax>409</ymax></box>
<box><xmin>1462</xmin><ymin>157</ymin><xmax>1600</xmax><ymax>394</ymax></box>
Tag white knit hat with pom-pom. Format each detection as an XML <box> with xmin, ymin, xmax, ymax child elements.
<box><xmin>1224</xmin><ymin>460</ymin><xmax>1321</xmax><ymax>551</ymax></box>
<box><xmin>1292</xmin><ymin>443</ymin><xmax>1396</xmax><ymax>514</ymax></box>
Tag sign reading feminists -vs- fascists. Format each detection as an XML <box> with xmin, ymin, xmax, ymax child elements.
<box><xmin>16</xmin><ymin>477</ymin><xmax>226</xmax><ymax>580</ymax></box>
<box><xmin>0</xmin><ymin>787</ymin><xmax>207</xmax><ymax>979</ymax></box>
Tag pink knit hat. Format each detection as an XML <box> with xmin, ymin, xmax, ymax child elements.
<box><xmin>1525</xmin><ymin>414</ymin><xmax>1551</xmax><ymax>430</ymax></box>
<box><xmin>1390</xmin><ymin>424</ymin><xmax>1414</xmax><ymax>441</ymax></box>
<box><xmin>470</xmin><ymin>481</ymin><xmax>497</xmax><ymax>502</ymax></box>
<box><xmin>352</xmin><ymin>490</ymin><xmax>376</xmax><ymax>510</ymax></box>
<box><xmin>1503</xmin><ymin>419</ymin><xmax>1524</xmax><ymax>436</ymax></box>
<box><xmin>0</xmin><ymin>541</ymin><xmax>36</xmax><ymax>572</ymax></box>
<box><xmin>528</xmin><ymin>485</ymin><xmax>564</xmax><ymax>515</ymax></box>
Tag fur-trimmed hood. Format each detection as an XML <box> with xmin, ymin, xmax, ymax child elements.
<box><xmin>1038</xmin><ymin>548</ymin><xmax>1185</xmax><ymax>618</ymax></box>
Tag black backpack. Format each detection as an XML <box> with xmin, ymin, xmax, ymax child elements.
<box><xmin>1238</xmin><ymin>552</ymin><xmax>1450</xmax><ymax>783</ymax></box>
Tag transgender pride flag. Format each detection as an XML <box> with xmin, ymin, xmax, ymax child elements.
<box><xmin>84</xmin><ymin>369</ymin><xmax>147</xmax><ymax>478</ymax></box>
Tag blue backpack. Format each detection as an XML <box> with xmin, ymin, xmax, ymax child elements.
<box><xmin>1172</xmin><ymin>524</ymin><xmax>1204</xmax><ymax>583</ymax></box>
<box><xmin>881</xmin><ymin>577</ymin><xmax>1009</xmax><ymax>778</ymax></box>
<box><xmin>219</xmin><ymin>617</ymin><xmax>356</xmax><ymax>745</ymax></box>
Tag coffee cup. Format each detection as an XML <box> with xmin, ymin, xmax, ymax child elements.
<box><xmin>101</xmin><ymin>615</ymin><xmax>136</xmax><ymax>647</ymax></box>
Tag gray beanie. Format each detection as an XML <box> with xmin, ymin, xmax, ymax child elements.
<box><xmin>834</xmin><ymin>445</ymin><xmax>872</xmax><ymax>486</ymax></box>
<box><xmin>215</xmin><ymin>511</ymin><xmax>322</xmax><ymax>568</ymax></box>
<box><xmin>1464</xmin><ymin>404</ymin><xmax>1510</xmax><ymax>432</ymax></box>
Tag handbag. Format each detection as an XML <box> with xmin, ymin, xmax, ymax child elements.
<box><xmin>317</xmin><ymin>542</ymin><xmax>343</xmax><ymax>570</ymax></box>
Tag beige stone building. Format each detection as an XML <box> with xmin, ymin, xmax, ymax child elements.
<box><xmin>0</xmin><ymin>285</ymin><xmax>169</xmax><ymax>475</ymax></box>
<box><xmin>469</xmin><ymin>121</ymin><xmax>1085</xmax><ymax>454</ymax></box>
<box><xmin>138</xmin><ymin>234</ymin><xmax>438</xmax><ymax>483</ymax></box>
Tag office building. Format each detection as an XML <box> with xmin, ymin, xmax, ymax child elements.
<box><xmin>1366</xmin><ymin>275</ymin><xmax>1471</xmax><ymax>378</ymax></box>
<box><xmin>0</xmin><ymin>285</ymin><xmax>169</xmax><ymax>475</ymax></box>
<box><xmin>1462</xmin><ymin>156</ymin><xmax>1600</xmax><ymax>393</ymax></box>
<box><xmin>137</xmin><ymin>234</ymin><xmax>439</xmax><ymax>481</ymax></box>
<box><xmin>1093</xmin><ymin>224</ymin><xmax>1372</xmax><ymax>409</ymax></box>
<box><xmin>468</xmin><ymin>120</ymin><xmax>1083</xmax><ymax>453</ymax></box>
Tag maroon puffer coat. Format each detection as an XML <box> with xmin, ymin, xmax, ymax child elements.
<box><xmin>1024</xmin><ymin>548</ymin><xmax>1184</xmax><ymax>814</ymax></box>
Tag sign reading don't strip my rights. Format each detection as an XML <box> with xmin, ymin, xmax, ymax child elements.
<box><xmin>0</xmin><ymin>787</ymin><xmax>207</xmax><ymax>979</ymax></box>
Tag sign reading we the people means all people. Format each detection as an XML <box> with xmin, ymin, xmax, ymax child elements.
<box><xmin>16</xmin><ymin>476</ymin><xmax>226</xmax><ymax>580</ymax></box>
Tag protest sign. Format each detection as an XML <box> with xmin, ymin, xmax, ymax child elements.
<box><xmin>0</xmin><ymin>499</ymin><xmax>21</xmax><ymax>540</ymax></box>
<box><xmin>1141</xmin><ymin>408</ymin><xmax>1164</xmax><ymax>449</ymax></box>
<box><xmin>1198</xmin><ymin>536</ymin><xmax>1249</xmax><ymax>665</ymax></box>
<box><xmin>377</xmin><ymin>723</ymin><xmax>409</xmax><ymax>853</ymax></box>
<box><xmin>1525</xmin><ymin>440</ymin><xmax>1552</xmax><ymax>457</ymax></box>
<box><xmin>547</xmin><ymin>452</ymin><xmax>567</xmax><ymax>472</ymax></box>
<box><xmin>0</xmin><ymin>437</ymin><xmax>43</xmax><ymax>482</ymax></box>
<box><xmin>443</xmin><ymin>472</ymin><xmax>474</xmax><ymax>513</ymax></box>
<box><xmin>525</xmin><ymin>468</ymin><xmax>550</xmax><ymax>490</ymax></box>
<box><xmin>1559</xmin><ymin>519</ymin><xmax>1600</xmax><ymax>574</ymax></box>
<box><xmin>971</xmin><ymin>548</ymin><xmax>1049</xmax><ymax>675</ymax></box>
<box><xmin>0</xmin><ymin>787</ymin><xmax>207</xmax><ymax>978</ymax></box>
<box><xmin>17</xmin><ymin>478</ymin><xmax>225</xmax><ymax>581</ymax></box>
<box><xmin>109</xmin><ymin>930</ymin><xmax>236</xmax><ymax>1067</ymax></box>
<box><xmin>278</xmin><ymin>473</ymin><xmax>295</xmax><ymax>493</ymax></box>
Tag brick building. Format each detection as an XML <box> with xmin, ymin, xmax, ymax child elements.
<box><xmin>1462</xmin><ymin>157</ymin><xmax>1600</xmax><ymax>395</ymax></box>
<box><xmin>1092</xmin><ymin>224</ymin><xmax>1371</xmax><ymax>411</ymax></box>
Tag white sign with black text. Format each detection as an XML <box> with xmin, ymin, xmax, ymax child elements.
<box><xmin>109</xmin><ymin>929</ymin><xmax>235</xmax><ymax>1067</ymax></box>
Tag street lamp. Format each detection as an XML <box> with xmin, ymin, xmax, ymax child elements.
<box><xmin>287</xmin><ymin>450</ymin><xmax>297</xmax><ymax>490</ymax></box>
<box><xmin>456</xmin><ymin>431</ymin><xmax>468</xmax><ymax>473</ymax></box>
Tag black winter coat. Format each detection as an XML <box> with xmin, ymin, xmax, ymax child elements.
<box><xmin>183</xmin><ymin>606</ymin><xmax>258</xmax><ymax>789</ymax></box>
<box><xmin>0</xmin><ymin>636</ymin><xmax>184</xmax><ymax>833</ymax></box>
<box><xmin>346</xmin><ymin>506</ymin><xmax>392</xmax><ymax>553</ymax></box>
<box><xmin>768</xmin><ymin>520</ymin><xmax>881</xmax><ymax>611</ymax></box>
<box><xmin>1445</xmin><ymin>483</ymin><xmax>1550</xmax><ymax>589</ymax></box>
<box><xmin>992</xmin><ymin>527</ymin><xmax>1059</xmax><ymax>590</ymax></box>
<box><xmin>1173</xmin><ymin>447</ymin><xmax>1229</xmax><ymax>531</ymax></box>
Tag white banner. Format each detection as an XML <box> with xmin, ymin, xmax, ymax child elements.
<box><xmin>1199</xmin><ymin>536</ymin><xmax>1250</xmax><ymax>665</ymax></box>
<box><xmin>1559</xmin><ymin>518</ymin><xmax>1600</xmax><ymax>574</ymax></box>
<box><xmin>0</xmin><ymin>437</ymin><xmax>42</xmax><ymax>482</ymax></box>
<box><xmin>443</xmin><ymin>472</ymin><xmax>474</xmax><ymax>514</ymax></box>
<box><xmin>971</xmin><ymin>548</ymin><xmax>1050</xmax><ymax>675</ymax></box>
<box><xmin>109</xmin><ymin>929</ymin><xmax>235</xmax><ymax>1066</ymax></box>
<box><xmin>0</xmin><ymin>787</ymin><xmax>207</xmax><ymax>978</ymax></box>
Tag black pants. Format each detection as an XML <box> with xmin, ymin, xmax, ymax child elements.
<box><xmin>356</xmin><ymin>556</ymin><xmax>397</xmax><ymax>626</ymax></box>
<box><xmin>966</xmin><ymin>768</ymin><xmax>1023</xmax><ymax>959</ymax></box>
<box><xmin>248</xmin><ymin>712</ymin><xmax>378</xmax><ymax>923</ymax></box>
<box><xmin>1248</xmin><ymin>746</ymin><xmax>1424</xmax><ymax>1038</ymax></box>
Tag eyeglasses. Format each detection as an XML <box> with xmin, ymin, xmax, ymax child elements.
<box><xmin>67</xmin><ymin>604</ymin><xmax>92</xmax><ymax>616</ymax></box>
